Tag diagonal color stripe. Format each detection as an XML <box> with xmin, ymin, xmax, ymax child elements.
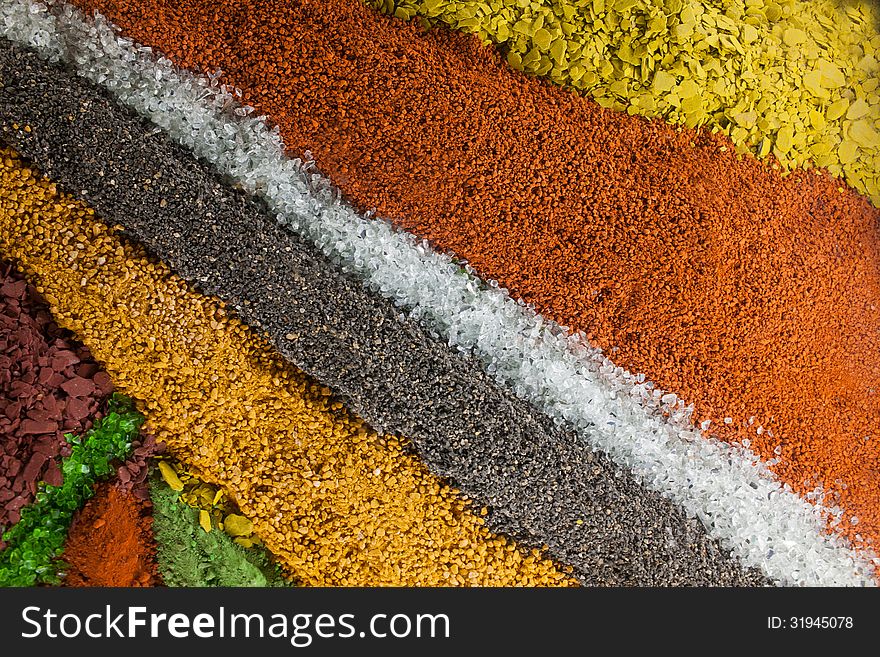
<box><xmin>65</xmin><ymin>0</ymin><xmax>880</xmax><ymax>553</ymax></box>
<box><xmin>2</xmin><ymin>0</ymin><xmax>875</xmax><ymax>585</ymax></box>
<box><xmin>62</xmin><ymin>0</ymin><xmax>880</xmax><ymax>558</ymax></box>
<box><xmin>0</xmin><ymin>148</ymin><xmax>574</xmax><ymax>586</ymax></box>
<box><xmin>364</xmin><ymin>0</ymin><xmax>880</xmax><ymax>205</ymax></box>
<box><xmin>0</xmin><ymin>38</ymin><xmax>767</xmax><ymax>586</ymax></box>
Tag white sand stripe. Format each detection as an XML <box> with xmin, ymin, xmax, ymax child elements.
<box><xmin>3</xmin><ymin>0</ymin><xmax>876</xmax><ymax>586</ymax></box>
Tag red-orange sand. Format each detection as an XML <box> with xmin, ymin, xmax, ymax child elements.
<box><xmin>70</xmin><ymin>0</ymin><xmax>880</xmax><ymax>550</ymax></box>
<box><xmin>61</xmin><ymin>483</ymin><xmax>159</xmax><ymax>587</ymax></box>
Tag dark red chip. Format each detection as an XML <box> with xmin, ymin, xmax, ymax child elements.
<box><xmin>1</xmin><ymin>280</ymin><xmax>27</xmax><ymax>299</ymax></box>
<box><xmin>66</xmin><ymin>396</ymin><xmax>91</xmax><ymax>422</ymax></box>
<box><xmin>32</xmin><ymin>436</ymin><xmax>59</xmax><ymax>458</ymax></box>
<box><xmin>37</xmin><ymin>365</ymin><xmax>55</xmax><ymax>384</ymax></box>
<box><xmin>75</xmin><ymin>362</ymin><xmax>100</xmax><ymax>378</ymax></box>
<box><xmin>4</xmin><ymin>401</ymin><xmax>21</xmax><ymax>420</ymax></box>
<box><xmin>40</xmin><ymin>395</ymin><xmax>60</xmax><ymax>419</ymax></box>
<box><xmin>93</xmin><ymin>370</ymin><xmax>113</xmax><ymax>394</ymax></box>
<box><xmin>61</xmin><ymin>376</ymin><xmax>96</xmax><ymax>398</ymax></box>
<box><xmin>20</xmin><ymin>418</ymin><xmax>57</xmax><ymax>435</ymax></box>
<box><xmin>5</xmin><ymin>459</ymin><xmax>21</xmax><ymax>478</ymax></box>
<box><xmin>42</xmin><ymin>459</ymin><xmax>63</xmax><ymax>487</ymax></box>
<box><xmin>26</xmin><ymin>406</ymin><xmax>53</xmax><ymax>423</ymax></box>
<box><xmin>1</xmin><ymin>261</ymin><xmax>115</xmax><ymax>531</ymax></box>
<box><xmin>8</xmin><ymin>380</ymin><xmax>33</xmax><ymax>398</ymax></box>
<box><xmin>20</xmin><ymin>452</ymin><xmax>48</xmax><ymax>482</ymax></box>
<box><xmin>51</xmin><ymin>351</ymin><xmax>81</xmax><ymax>370</ymax></box>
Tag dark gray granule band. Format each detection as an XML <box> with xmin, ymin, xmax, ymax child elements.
<box><xmin>0</xmin><ymin>38</ymin><xmax>768</xmax><ymax>586</ymax></box>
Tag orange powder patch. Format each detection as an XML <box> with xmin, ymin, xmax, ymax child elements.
<box><xmin>61</xmin><ymin>483</ymin><xmax>159</xmax><ymax>587</ymax></box>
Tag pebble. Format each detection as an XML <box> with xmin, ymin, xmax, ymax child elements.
<box><xmin>365</xmin><ymin>0</ymin><xmax>880</xmax><ymax>204</ymax></box>
<box><xmin>0</xmin><ymin>258</ymin><xmax>112</xmax><ymax>537</ymax></box>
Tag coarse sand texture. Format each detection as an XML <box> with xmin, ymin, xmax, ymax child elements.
<box><xmin>149</xmin><ymin>467</ymin><xmax>289</xmax><ymax>587</ymax></box>
<box><xmin>3</xmin><ymin>0</ymin><xmax>876</xmax><ymax>585</ymax></box>
<box><xmin>366</xmin><ymin>0</ymin><xmax>880</xmax><ymax>205</ymax></box>
<box><xmin>0</xmin><ymin>36</ymin><xmax>772</xmax><ymax>586</ymax></box>
<box><xmin>63</xmin><ymin>0</ymin><xmax>880</xmax><ymax>551</ymax></box>
<box><xmin>0</xmin><ymin>149</ymin><xmax>575</xmax><ymax>587</ymax></box>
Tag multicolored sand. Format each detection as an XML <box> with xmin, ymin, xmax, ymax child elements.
<box><xmin>366</xmin><ymin>0</ymin><xmax>880</xmax><ymax>203</ymax></box>
<box><xmin>0</xmin><ymin>37</ymin><xmax>769</xmax><ymax>586</ymax></box>
<box><xmin>1</xmin><ymin>0</ymin><xmax>878</xmax><ymax>586</ymax></box>
<box><xmin>59</xmin><ymin>0</ymin><xmax>880</xmax><ymax>555</ymax></box>
<box><xmin>0</xmin><ymin>148</ymin><xmax>574</xmax><ymax>586</ymax></box>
